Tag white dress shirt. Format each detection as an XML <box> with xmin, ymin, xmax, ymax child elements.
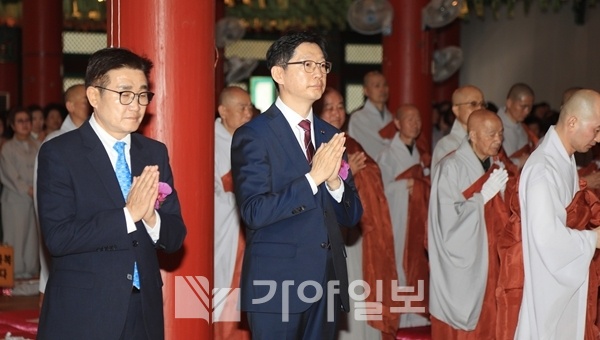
<box><xmin>89</xmin><ymin>114</ymin><xmax>161</xmax><ymax>242</ymax></box>
<box><xmin>275</xmin><ymin>98</ymin><xmax>344</xmax><ymax>202</ymax></box>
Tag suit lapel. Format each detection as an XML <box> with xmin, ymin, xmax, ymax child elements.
<box><xmin>313</xmin><ymin>116</ymin><xmax>328</xmax><ymax>150</ymax></box>
<box><xmin>266</xmin><ymin>107</ymin><xmax>311</xmax><ymax>175</ymax></box>
<box><xmin>129</xmin><ymin>134</ymin><xmax>147</xmax><ymax>178</ymax></box>
<box><xmin>80</xmin><ymin>122</ymin><xmax>125</xmax><ymax>207</ymax></box>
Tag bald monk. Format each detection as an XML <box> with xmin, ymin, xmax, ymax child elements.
<box><xmin>348</xmin><ymin>71</ymin><xmax>393</xmax><ymax>159</ymax></box>
<box><xmin>431</xmin><ymin>85</ymin><xmax>486</xmax><ymax>170</ymax></box>
<box><xmin>516</xmin><ymin>89</ymin><xmax>600</xmax><ymax>340</ymax></box>
<box><xmin>568</xmin><ymin>87</ymin><xmax>600</xmax><ymax>189</ymax></box>
<box><xmin>429</xmin><ymin>110</ymin><xmax>510</xmax><ymax>339</ymax></box>
<box><xmin>214</xmin><ymin>86</ymin><xmax>253</xmax><ymax>339</ymax></box>
<box><xmin>496</xmin><ymin>83</ymin><xmax>537</xmax><ymax>168</ymax></box>
<box><xmin>376</xmin><ymin>104</ymin><xmax>431</xmax><ymax>327</ymax></box>
<box><xmin>315</xmin><ymin>88</ymin><xmax>399</xmax><ymax>340</ymax></box>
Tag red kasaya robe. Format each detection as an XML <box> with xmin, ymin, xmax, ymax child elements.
<box><xmin>496</xmin><ymin>179</ymin><xmax>600</xmax><ymax>340</ymax></box>
<box><xmin>394</xmin><ymin>157</ymin><xmax>431</xmax><ymax>318</ymax></box>
<box><xmin>346</xmin><ymin>136</ymin><xmax>401</xmax><ymax>340</ymax></box>
<box><xmin>508</xmin><ymin>123</ymin><xmax>540</xmax><ymax>160</ymax></box>
<box><xmin>431</xmin><ymin>163</ymin><xmax>511</xmax><ymax>340</ymax></box>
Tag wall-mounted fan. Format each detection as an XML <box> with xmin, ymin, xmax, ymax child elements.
<box><xmin>422</xmin><ymin>0</ymin><xmax>462</xmax><ymax>29</ymax></box>
<box><xmin>432</xmin><ymin>46</ymin><xmax>463</xmax><ymax>83</ymax></box>
<box><xmin>225</xmin><ymin>57</ymin><xmax>259</xmax><ymax>84</ymax></box>
<box><xmin>347</xmin><ymin>0</ymin><xmax>394</xmax><ymax>36</ymax></box>
<box><xmin>215</xmin><ymin>17</ymin><xmax>245</xmax><ymax>49</ymax></box>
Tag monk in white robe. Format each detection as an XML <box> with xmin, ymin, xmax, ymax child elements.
<box><xmin>429</xmin><ymin>110</ymin><xmax>509</xmax><ymax>339</ymax></box>
<box><xmin>516</xmin><ymin>89</ymin><xmax>600</xmax><ymax>340</ymax></box>
<box><xmin>214</xmin><ymin>87</ymin><xmax>253</xmax><ymax>339</ymax></box>
<box><xmin>431</xmin><ymin>86</ymin><xmax>486</xmax><ymax>170</ymax></box>
<box><xmin>496</xmin><ymin>83</ymin><xmax>536</xmax><ymax>168</ymax></box>
<box><xmin>376</xmin><ymin>104</ymin><xmax>430</xmax><ymax>328</ymax></box>
<box><xmin>348</xmin><ymin>71</ymin><xmax>393</xmax><ymax>159</ymax></box>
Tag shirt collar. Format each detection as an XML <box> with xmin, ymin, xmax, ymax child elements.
<box><xmin>89</xmin><ymin>113</ymin><xmax>131</xmax><ymax>147</ymax></box>
<box><xmin>275</xmin><ymin>97</ymin><xmax>314</xmax><ymax>128</ymax></box>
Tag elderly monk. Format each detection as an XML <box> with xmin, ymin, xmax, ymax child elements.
<box><xmin>496</xmin><ymin>83</ymin><xmax>537</xmax><ymax>168</ymax></box>
<box><xmin>348</xmin><ymin>71</ymin><xmax>393</xmax><ymax>159</ymax></box>
<box><xmin>429</xmin><ymin>110</ymin><xmax>511</xmax><ymax>339</ymax></box>
<box><xmin>315</xmin><ymin>87</ymin><xmax>399</xmax><ymax>340</ymax></box>
<box><xmin>431</xmin><ymin>85</ymin><xmax>486</xmax><ymax>170</ymax></box>
<box><xmin>515</xmin><ymin>89</ymin><xmax>600</xmax><ymax>340</ymax></box>
<box><xmin>376</xmin><ymin>104</ymin><xmax>431</xmax><ymax>328</ymax></box>
<box><xmin>214</xmin><ymin>86</ymin><xmax>253</xmax><ymax>339</ymax></box>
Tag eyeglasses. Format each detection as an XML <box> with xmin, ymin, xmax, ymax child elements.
<box><xmin>454</xmin><ymin>101</ymin><xmax>487</xmax><ymax>109</ymax></box>
<box><xmin>94</xmin><ymin>86</ymin><xmax>155</xmax><ymax>106</ymax></box>
<box><xmin>284</xmin><ymin>60</ymin><xmax>332</xmax><ymax>74</ymax></box>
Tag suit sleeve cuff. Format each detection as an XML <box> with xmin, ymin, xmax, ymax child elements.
<box><xmin>123</xmin><ymin>208</ymin><xmax>137</xmax><ymax>234</ymax></box>
<box><xmin>143</xmin><ymin>211</ymin><xmax>161</xmax><ymax>243</ymax></box>
<box><xmin>305</xmin><ymin>173</ymin><xmax>318</xmax><ymax>195</ymax></box>
<box><xmin>326</xmin><ymin>176</ymin><xmax>344</xmax><ymax>203</ymax></box>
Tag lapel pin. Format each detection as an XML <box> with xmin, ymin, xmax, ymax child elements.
<box><xmin>320</xmin><ymin>129</ymin><xmax>325</xmax><ymax>135</ymax></box>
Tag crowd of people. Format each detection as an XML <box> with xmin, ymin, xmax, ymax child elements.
<box><xmin>0</xmin><ymin>85</ymin><xmax>91</xmax><ymax>287</ymax></box>
<box><xmin>215</xmin><ymin>31</ymin><xmax>600</xmax><ymax>340</ymax></box>
<box><xmin>1</xmin><ymin>31</ymin><xmax>598</xmax><ymax>340</ymax></box>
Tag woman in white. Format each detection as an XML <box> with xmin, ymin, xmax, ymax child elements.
<box><xmin>0</xmin><ymin>107</ymin><xmax>40</xmax><ymax>279</ymax></box>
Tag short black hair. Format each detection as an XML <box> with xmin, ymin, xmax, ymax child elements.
<box><xmin>43</xmin><ymin>103</ymin><xmax>68</xmax><ymax>120</ymax></box>
<box><xmin>85</xmin><ymin>47</ymin><xmax>154</xmax><ymax>88</ymax></box>
<box><xmin>26</xmin><ymin>104</ymin><xmax>43</xmax><ymax>115</ymax></box>
<box><xmin>266</xmin><ymin>31</ymin><xmax>328</xmax><ymax>90</ymax></box>
<box><xmin>8</xmin><ymin>106</ymin><xmax>29</xmax><ymax>126</ymax></box>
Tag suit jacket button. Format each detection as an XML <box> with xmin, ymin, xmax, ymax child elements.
<box><xmin>320</xmin><ymin>242</ymin><xmax>327</xmax><ymax>248</ymax></box>
<box><xmin>345</xmin><ymin>200</ymin><xmax>350</xmax><ymax>208</ymax></box>
<box><xmin>127</xmin><ymin>274</ymin><xmax>133</xmax><ymax>280</ymax></box>
<box><xmin>324</xmin><ymin>211</ymin><xmax>328</xmax><ymax>217</ymax></box>
<box><xmin>133</xmin><ymin>240</ymin><xmax>139</xmax><ymax>247</ymax></box>
<box><xmin>301</xmin><ymin>206</ymin><xmax>305</xmax><ymax>211</ymax></box>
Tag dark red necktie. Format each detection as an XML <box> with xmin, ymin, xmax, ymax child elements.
<box><xmin>298</xmin><ymin>119</ymin><xmax>315</xmax><ymax>164</ymax></box>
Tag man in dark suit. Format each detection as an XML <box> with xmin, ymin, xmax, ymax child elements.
<box><xmin>231</xmin><ymin>31</ymin><xmax>363</xmax><ymax>339</ymax></box>
<box><xmin>36</xmin><ymin>48</ymin><xmax>186</xmax><ymax>340</ymax></box>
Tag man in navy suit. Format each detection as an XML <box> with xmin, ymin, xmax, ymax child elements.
<box><xmin>36</xmin><ymin>48</ymin><xmax>186</xmax><ymax>340</ymax></box>
<box><xmin>231</xmin><ymin>31</ymin><xmax>363</xmax><ymax>339</ymax></box>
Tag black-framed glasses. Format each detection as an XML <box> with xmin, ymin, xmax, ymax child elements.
<box><xmin>284</xmin><ymin>60</ymin><xmax>332</xmax><ymax>74</ymax></box>
<box><xmin>94</xmin><ymin>86</ymin><xmax>155</xmax><ymax>106</ymax></box>
<box><xmin>454</xmin><ymin>101</ymin><xmax>487</xmax><ymax>109</ymax></box>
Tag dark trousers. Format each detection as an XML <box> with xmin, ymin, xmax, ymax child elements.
<box><xmin>119</xmin><ymin>289</ymin><xmax>149</xmax><ymax>340</ymax></box>
<box><xmin>247</xmin><ymin>250</ymin><xmax>341</xmax><ymax>340</ymax></box>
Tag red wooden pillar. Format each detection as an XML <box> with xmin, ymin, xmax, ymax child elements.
<box><xmin>0</xmin><ymin>26</ymin><xmax>20</xmax><ymax>108</ymax></box>
<box><xmin>21</xmin><ymin>0</ymin><xmax>63</xmax><ymax>107</ymax></box>
<box><xmin>383</xmin><ymin>0</ymin><xmax>433</xmax><ymax>153</ymax></box>
<box><xmin>215</xmin><ymin>0</ymin><xmax>225</xmax><ymax>108</ymax></box>
<box><xmin>107</xmin><ymin>1</ymin><xmax>214</xmax><ymax>339</ymax></box>
<box><xmin>0</xmin><ymin>62</ymin><xmax>18</xmax><ymax>107</ymax></box>
<box><xmin>433</xmin><ymin>20</ymin><xmax>461</xmax><ymax>103</ymax></box>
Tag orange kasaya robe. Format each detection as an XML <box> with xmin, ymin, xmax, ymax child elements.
<box><xmin>508</xmin><ymin>123</ymin><xmax>540</xmax><ymax>160</ymax></box>
<box><xmin>394</xmin><ymin>152</ymin><xmax>431</xmax><ymax>318</ymax></box>
<box><xmin>214</xmin><ymin>171</ymin><xmax>251</xmax><ymax>340</ymax></box>
<box><xmin>431</xmin><ymin>162</ymin><xmax>512</xmax><ymax>340</ymax></box>
<box><xmin>496</xmin><ymin>179</ymin><xmax>600</xmax><ymax>340</ymax></box>
<box><xmin>346</xmin><ymin>136</ymin><xmax>401</xmax><ymax>340</ymax></box>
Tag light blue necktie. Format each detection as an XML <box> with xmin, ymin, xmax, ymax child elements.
<box><xmin>113</xmin><ymin>141</ymin><xmax>140</xmax><ymax>290</ymax></box>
